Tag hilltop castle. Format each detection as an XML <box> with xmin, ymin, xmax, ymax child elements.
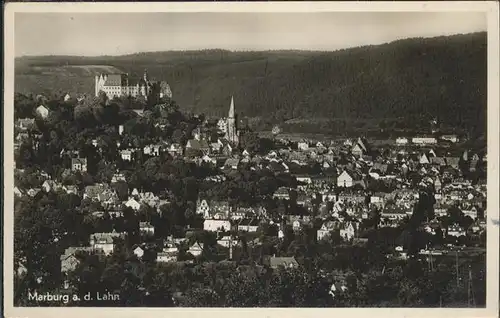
<box><xmin>95</xmin><ymin>70</ymin><xmax>172</xmax><ymax>100</ymax></box>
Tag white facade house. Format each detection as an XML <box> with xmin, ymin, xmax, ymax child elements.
<box><xmin>156</xmin><ymin>250</ymin><xmax>178</xmax><ymax>263</ymax></box>
<box><xmin>420</xmin><ymin>154</ymin><xmax>430</xmax><ymax>164</ymax></box>
<box><xmin>340</xmin><ymin>222</ymin><xmax>357</xmax><ymax>241</ymax></box>
<box><xmin>337</xmin><ymin>170</ymin><xmax>363</xmax><ymax>188</ymax></box>
<box><xmin>296</xmin><ymin>176</ymin><xmax>312</xmax><ymax>184</ymax></box>
<box><xmin>125</xmin><ymin>198</ymin><xmax>141</xmax><ymax>211</ymax></box>
<box><xmin>133</xmin><ymin>246</ymin><xmax>145</xmax><ymax>258</ymax></box>
<box><xmin>351</xmin><ymin>143</ymin><xmax>365</xmax><ymax>157</ymax></box>
<box><xmin>396</xmin><ymin>137</ymin><xmax>409</xmax><ymax>145</ymax></box>
<box><xmin>317</xmin><ymin>221</ymin><xmax>336</xmax><ymax>241</ymax></box>
<box><xmin>463</xmin><ymin>207</ymin><xmax>478</xmax><ymax>219</ymax></box>
<box><xmin>188</xmin><ymin>242</ymin><xmax>204</xmax><ymax>257</ymax></box>
<box><xmin>370</xmin><ymin>194</ymin><xmax>385</xmax><ymax>205</ymax></box>
<box><xmin>90</xmin><ymin>232</ymin><xmax>125</xmax><ymax>255</ymax></box>
<box><xmin>139</xmin><ymin>222</ymin><xmax>155</xmax><ymax>235</ymax></box>
<box><xmin>337</xmin><ymin>171</ymin><xmax>354</xmax><ymax>188</ymax></box>
<box><xmin>412</xmin><ymin>137</ymin><xmax>437</xmax><ymax>145</ymax></box>
<box><xmin>440</xmin><ymin>135</ymin><xmax>459</xmax><ymax>143</ymax></box>
<box><xmin>217</xmin><ymin>236</ymin><xmax>234</xmax><ymax>248</ymax></box>
<box><xmin>95</xmin><ymin>71</ymin><xmax>172</xmax><ymax>99</ymax></box>
<box><xmin>447</xmin><ymin>225</ymin><xmax>466</xmax><ymax>237</ymax></box>
<box><xmin>120</xmin><ymin>150</ymin><xmax>133</xmax><ymax>161</ymax></box>
<box><xmin>204</xmin><ymin>219</ymin><xmax>231</xmax><ymax>232</ymax></box>
<box><xmin>297</xmin><ymin>141</ymin><xmax>309</xmax><ymax>151</ymax></box>
<box><xmin>217</xmin><ymin>118</ymin><xmax>228</xmax><ymax>134</ymax></box>
<box><xmin>237</xmin><ymin>219</ymin><xmax>259</xmax><ymax>232</ymax></box>
<box><xmin>144</xmin><ymin>145</ymin><xmax>161</xmax><ymax>156</ymax></box>
<box><xmin>196</xmin><ymin>199</ymin><xmax>210</xmax><ymax>217</ymax></box>
<box><xmin>36</xmin><ymin>105</ymin><xmax>50</xmax><ymax>119</ymax></box>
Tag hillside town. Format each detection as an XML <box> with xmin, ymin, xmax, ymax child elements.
<box><xmin>13</xmin><ymin>71</ymin><xmax>487</xmax><ymax>307</ymax></box>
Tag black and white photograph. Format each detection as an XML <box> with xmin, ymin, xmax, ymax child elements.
<box><xmin>3</xmin><ymin>1</ymin><xmax>499</xmax><ymax>315</ymax></box>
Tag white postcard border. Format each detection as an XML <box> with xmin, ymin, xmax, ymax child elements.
<box><xmin>3</xmin><ymin>2</ymin><xmax>499</xmax><ymax>318</ymax></box>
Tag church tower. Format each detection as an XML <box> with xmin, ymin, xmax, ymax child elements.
<box><xmin>226</xmin><ymin>96</ymin><xmax>239</xmax><ymax>146</ymax></box>
<box><xmin>140</xmin><ymin>69</ymin><xmax>148</xmax><ymax>96</ymax></box>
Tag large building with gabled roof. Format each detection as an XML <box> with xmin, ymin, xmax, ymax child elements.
<box><xmin>95</xmin><ymin>69</ymin><xmax>172</xmax><ymax>100</ymax></box>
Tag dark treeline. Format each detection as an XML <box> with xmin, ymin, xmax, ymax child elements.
<box><xmin>16</xmin><ymin>32</ymin><xmax>487</xmax><ymax>137</ymax></box>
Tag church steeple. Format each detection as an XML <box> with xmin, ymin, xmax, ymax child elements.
<box><xmin>228</xmin><ymin>96</ymin><xmax>235</xmax><ymax>118</ymax></box>
<box><xmin>225</xmin><ymin>96</ymin><xmax>238</xmax><ymax>146</ymax></box>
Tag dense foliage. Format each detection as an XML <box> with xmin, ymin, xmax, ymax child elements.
<box><xmin>14</xmin><ymin>93</ymin><xmax>486</xmax><ymax>307</ymax></box>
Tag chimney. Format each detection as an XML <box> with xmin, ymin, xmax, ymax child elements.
<box><xmin>229</xmin><ymin>237</ymin><xmax>233</xmax><ymax>260</ymax></box>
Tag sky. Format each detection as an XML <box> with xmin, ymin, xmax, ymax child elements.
<box><xmin>15</xmin><ymin>11</ymin><xmax>487</xmax><ymax>57</ymax></box>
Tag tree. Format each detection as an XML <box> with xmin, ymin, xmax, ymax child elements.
<box><xmin>112</xmin><ymin>181</ymin><xmax>129</xmax><ymax>201</ymax></box>
<box><xmin>239</xmin><ymin>130</ymin><xmax>259</xmax><ymax>153</ymax></box>
<box><xmin>16</xmin><ymin>141</ymin><xmax>36</xmax><ymax>169</ymax></box>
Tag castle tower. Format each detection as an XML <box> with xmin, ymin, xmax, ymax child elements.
<box><xmin>229</xmin><ymin>96</ymin><xmax>235</xmax><ymax>118</ymax></box>
<box><xmin>141</xmin><ymin>69</ymin><xmax>150</xmax><ymax>96</ymax></box>
<box><xmin>225</xmin><ymin>96</ymin><xmax>239</xmax><ymax>146</ymax></box>
<box><xmin>95</xmin><ymin>75</ymin><xmax>99</xmax><ymax>97</ymax></box>
<box><xmin>95</xmin><ymin>74</ymin><xmax>106</xmax><ymax>97</ymax></box>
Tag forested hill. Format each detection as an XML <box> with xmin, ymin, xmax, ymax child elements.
<box><xmin>15</xmin><ymin>32</ymin><xmax>487</xmax><ymax>134</ymax></box>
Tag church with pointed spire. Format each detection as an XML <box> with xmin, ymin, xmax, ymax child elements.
<box><xmin>225</xmin><ymin>96</ymin><xmax>239</xmax><ymax>145</ymax></box>
<box><xmin>216</xmin><ymin>96</ymin><xmax>240</xmax><ymax>146</ymax></box>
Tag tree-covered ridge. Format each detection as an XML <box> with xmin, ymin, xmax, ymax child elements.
<box><xmin>15</xmin><ymin>32</ymin><xmax>487</xmax><ymax>136</ymax></box>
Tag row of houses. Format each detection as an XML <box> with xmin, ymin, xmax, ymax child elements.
<box><xmin>395</xmin><ymin>134</ymin><xmax>461</xmax><ymax>146</ymax></box>
<box><xmin>60</xmin><ymin>228</ymin><xmax>305</xmax><ymax>276</ymax></box>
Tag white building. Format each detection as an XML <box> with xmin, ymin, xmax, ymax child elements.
<box><xmin>204</xmin><ymin>219</ymin><xmax>231</xmax><ymax>232</ymax></box>
<box><xmin>144</xmin><ymin>144</ymin><xmax>161</xmax><ymax>156</ymax></box>
<box><xmin>188</xmin><ymin>242</ymin><xmax>204</xmax><ymax>257</ymax></box>
<box><xmin>36</xmin><ymin>105</ymin><xmax>50</xmax><ymax>119</ymax></box>
<box><xmin>217</xmin><ymin>236</ymin><xmax>234</xmax><ymax>248</ymax></box>
<box><xmin>337</xmin><ymin>170</ymin><xmax>363</xmax><ymax>188</ymax></box>
<box><xmin>133</xmin><ymin>246</ymin><xmax>145</xmax><ymax>258</ymax></box>
<box><xmin>317</xmin><ymin>221</ymin><xmax>336</xmax><ymax>241</ymax></box>
<box><xmin>217</xmin><ymin>118</ymin><xmax>228</xmax><ymax>134</ymax></box>
<box><xmin>237</xmin><ymin>219</ymin><xmax>259</xmax><ymax>232</ymax></box>
<box><xmin>139</xmin><ymin>222</ymin><xmax>155</xmax><ymax>235</ymax></box>
<box><xmin>396</xmin><ymin>137</ymin><xmax>409</xmax><ymax>145</ymax></box>
<box><xmin>370</xmin><ymin>194</ymin><xmax>385</xmax><ymax>205</ymax></box>
<box><xmin>196</xmin><ymin>199</ymin><xmax>210</xmax><ymax>217</ymax></box>
<box><xmin>156</xmin><ymin>250</ymin><xmax>178</xmax><ymax>263</ymax></box>
<box><xmin>297</xmin><ymin>141</ymin><xmax>309</xmax><ymax>151</ymax></box>
<box><xmin>90</xmin><ymin>232</ymin><xmax>125</xmax><ymax>255</ymax></box>
<box><xmin>125</xmin><ymin>198</ymin><xmax>141</xmax><ymax>211</ymax></box>
<box><xmin>447</xmin><ymin>225</ymin><xmax>466</xmax><ymax>237</ymax></box>
<box><xmin>440</xmin><ymin>135</ymin><xmax>459</xmax><ymax>143</ymax></box>
<box><xmin>94</xmin><ymin>70</ymin><xmax>172</xmax><ymax>100</ymax></box>
<box><xmin>120</xmin><ymin>150</ymin><xmax>133</xmax><ymax>161</ymax></box>
<box><xmin>412</xmin><ymin>137</ymin><xmax>437</xmax><ymax>145</ymax></box>
<box><xmin>340</xmin><ymin>222</ymin><xmax>357</xmax><ymax>241</ymax></box>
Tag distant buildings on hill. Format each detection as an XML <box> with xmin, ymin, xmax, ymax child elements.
<box><xmin>95</xmin><ymin>69</ymin><xmax>172</xmax><ymax>100</ymax></box>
